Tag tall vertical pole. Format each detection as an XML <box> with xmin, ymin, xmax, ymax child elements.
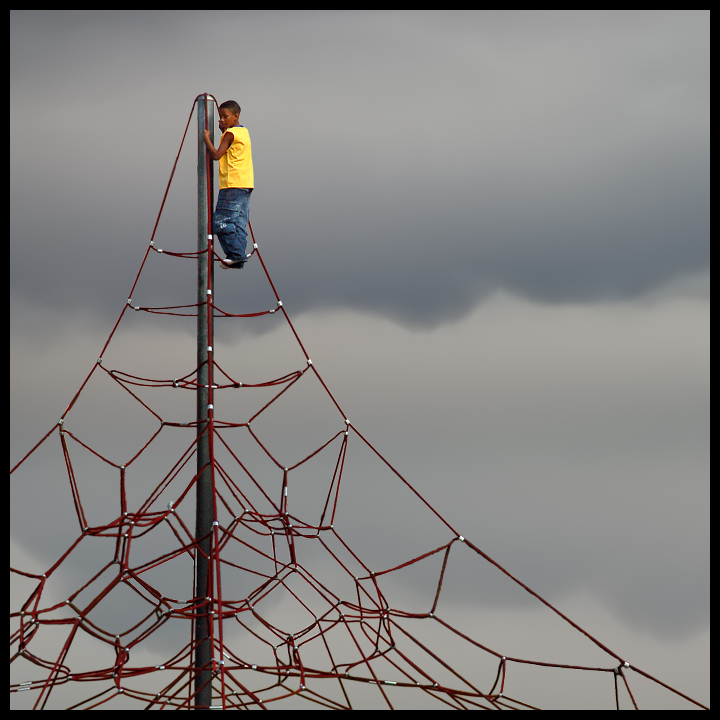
<box><xmin>194</xmin><ymin>94</ymin><xmax>214</xmax><ymax>710</ymax></box>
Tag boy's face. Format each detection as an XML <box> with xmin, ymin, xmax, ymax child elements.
<box><xmin>218</xmin><ymin>109</ymin><xmax>240</xmax><ymax>132</ymax></box>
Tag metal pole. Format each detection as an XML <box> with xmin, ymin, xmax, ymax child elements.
<box><xmin>194</xmin><ymin>94</ymin><xmax>214</xmax><ymax>710</ymax></box>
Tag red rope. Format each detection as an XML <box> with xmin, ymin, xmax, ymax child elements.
<box><xmin>10</xmin><ymin>95</ymin><xmax>708</xmax><ymax>711</ymax></box>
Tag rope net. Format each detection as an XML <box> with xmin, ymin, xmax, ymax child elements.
<box><xmin>10</xmin><ymin>96</ymin><xmax>707</xmax><ymax>710</ymax></box>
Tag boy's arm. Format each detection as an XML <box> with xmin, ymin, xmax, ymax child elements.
<box><xmin>203</xmin><ymin>130</ymin><xmax>233</xmax><ymax>161</ymax></box>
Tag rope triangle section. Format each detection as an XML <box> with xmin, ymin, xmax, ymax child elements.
<box><xmin>10</xmin><ymin>95</ymin><xmax>708</xmax><ymax>711</ymax></box>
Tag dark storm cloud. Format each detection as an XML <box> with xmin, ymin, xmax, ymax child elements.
<box><xmin>10</xmin><ymin>13</ymin><xmax>709</xmax><ymax>708</ymax></box>
<box><xmin>10</xmin><ymin>10</ymin><xmax>709</xmax><ymax>328</ymax></box>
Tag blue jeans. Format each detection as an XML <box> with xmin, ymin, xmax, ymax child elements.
<box><xmin>213</xmin><ymin>188</ymin><xmax>252</xmax><ymax>263</ymax></box>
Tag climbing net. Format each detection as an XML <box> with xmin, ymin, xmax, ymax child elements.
<box><xmin>10</xmin><ymin>96</ymin><xmax>708</xmax><ymax>710</ymax></box>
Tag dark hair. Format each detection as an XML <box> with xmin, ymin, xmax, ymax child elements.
<box><xmin>219</xmin><ymin>100</ymin><xmax>241</xmax><ymax>115</ymax></box>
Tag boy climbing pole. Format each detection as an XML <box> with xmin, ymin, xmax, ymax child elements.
<box><xmin>203</xmin><ymin>100</ymin><xmax>254</xmax><ymax>269</ymax></box>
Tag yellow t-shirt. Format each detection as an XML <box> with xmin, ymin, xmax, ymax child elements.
<box><xmin>219</xmin><ymin>126</ymin><xmax>254</xmax><ymax>189</ymax></box>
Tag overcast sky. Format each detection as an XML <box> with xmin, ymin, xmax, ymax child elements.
<box><xmin>10</xmin><ymin>10</ymin><xmax>708</xmax><ymax>710</ymax></box>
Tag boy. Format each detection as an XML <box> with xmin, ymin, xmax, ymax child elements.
<box><xmin>203</xmin><ymin>100</ymin><xmax>254</xmax><ymax>269</ymax></box>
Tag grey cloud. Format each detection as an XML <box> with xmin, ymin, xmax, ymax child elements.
<box><xmin>10</xmin><ymin>11</ymin><xmax>708</xmax><ymax>709</ymax></box>
<box><xmin>10</xmin><ymin>10</ymin><xmax>709</xmax><ymax>329</ymax></box>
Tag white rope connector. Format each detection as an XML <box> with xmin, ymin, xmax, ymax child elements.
<box><xmin>345</xmin><ymin>418</ymin><xmax>350</xmax><ymax>426</ymax></box>
<box><xmin>458</xmin><ymin>536</ymin><xmax>465</xmax><ymax>542</ymax></box>
<box><xmin>207</xmin><ymin>289</ymin><xmax>212</xmax><ymax>296</ymax></box>
<box><xmin>277</xmin><ymin>300</ymin><xmax>283</xmax><ymax>307</ymax></box>
<box><xmin>207</xmin><ymin>234</ymin><xmax>213</xmax><ymax>241</ymax></box>
<box><xmin>207</xmin><ymin>346</ymin><xmax>213</xmax><ymax>353</ymax></box>
<box><xmin>307</xmin><ymin>359</ymin><xmax>313</xmax><ymax>366</ymax></box>
<box><xmin>97</xmin><ymin>358</ymin><xmax>103</xmax><ymax>365</ymax></box>
<box><xmin>208</xmin><ymin>404</ymin><xmax>214</xmax><ymax>410</ymax></box>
